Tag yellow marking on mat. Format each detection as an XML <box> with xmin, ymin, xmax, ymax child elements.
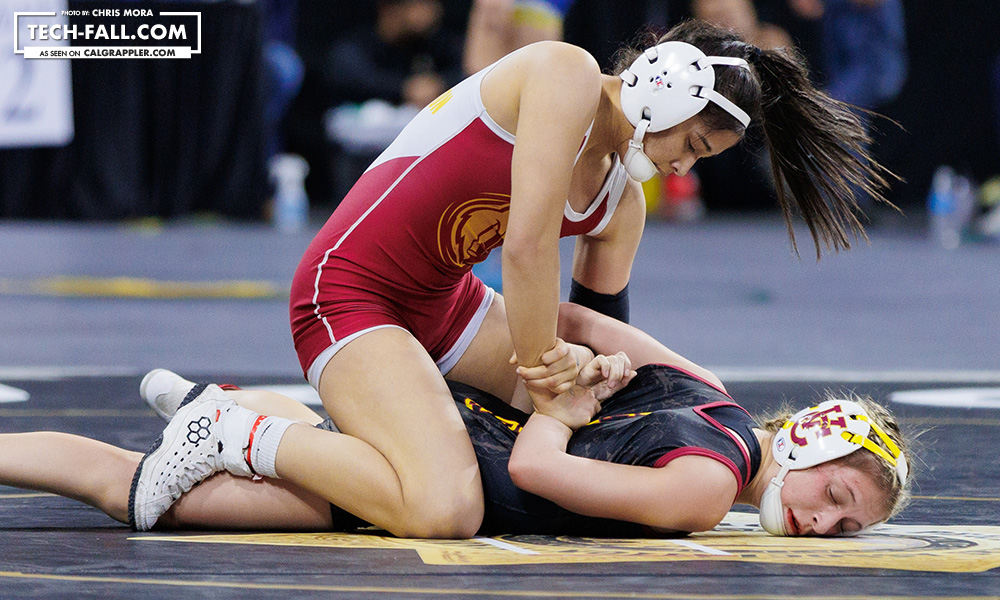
<box><xmin>0</xmin><ymin>409</ymin><xmax>152</xmax><ymax>417</ymax></box>
<box><xmin>912</xmin><ymin>495</ymin><xmax>1000</xmax><ymax>502</ymax></box>
<box><xmin>136</xmin><ymin>513</ymin><xmax>1000</xmax><ymax>573</ymax></box>
<box><xmin>428</xmin><ymin>89</ymin><xmax>454</xmax><ymax>114</ymax></box>
<box><xmin>0</xmin><ymin>276</ymin><xmax>285</xmax><ymax>299</ymax></box>
<box><xmin>0</xmin><ymin>572</ymin><xmax>989</xmax><ymax>600</ymax></box>
<box><xmin>0</xmin><ymin>493</ymin><xmax>55</xmax><ymax>498</ymax></box>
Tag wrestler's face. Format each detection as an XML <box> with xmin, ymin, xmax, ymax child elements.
<box><xmin>641</xmin><ymin>118</ymin><xmax>741</xmax><ymax>178</ymax></box>
<box><xmin>779</xmin><ymin>461</ymin><xmax>888</xmax><ymax>536</ymax></box>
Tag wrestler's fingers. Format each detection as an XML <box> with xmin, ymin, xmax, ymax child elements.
<box><xmin>611</xmin><ymin>352</ymin><xmax>636</xmax><ymax>386</ymax></box>
<box><xmin>536</xmin><ymin>363</ymin><xmax>580</xmax><ymax>392</ymax></box>
<box><xmin>616</xmin><ymin>352</ymin><xmax>634</xmax><ymax>384</ymax></box>
<box><xmin>539</xmin><ymin>339</ymin><xmax>572</xmax><ymax>366</ymax></box>
<box><xmin>618</xmin><ymin>351</ymin><xmax>632</xmax><ymax>371</ymax></box>
<box><xmin>577</xmin><ymin>355</ymin><xmax>613</xmax><ymax>388</ymax></box>
<box><xmin>608</xmin><ymin>357</ymin><xmax>624</xmax><ymax>386</ymax></box>
<box><xmin>552</xmin><ymin>380</ymin><xmax>575</xmax><ymax>394</ymax></box>
<box><xmin>594</xmin><ymin>354</ymin><xmax>612</xmax><ymax>381</ymax></box>
<box><xmin>522</xmin><ymin>374</ymin><xmax>576</xmax><ymax>395</ymax></box>
<box><xmin>517</xmin><ymin>352</ymin><xmax>577</xmax><ymax>380</ymax></box>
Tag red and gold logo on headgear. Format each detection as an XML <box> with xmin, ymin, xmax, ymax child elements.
<box><xmin>437</xmin><ymin>193</ymin><xmax>510</xmax><ymax>268</ymax></box>
<box><xmin>789</xmin><ymin>405</ymin><xmax>847</xmax><ymax>446</ymax></box>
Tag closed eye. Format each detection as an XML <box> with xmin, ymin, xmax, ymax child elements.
<box><xmin>697</xmin><ymin>133</ymin><xmax>713</xmax><ymax>154</ymax></box>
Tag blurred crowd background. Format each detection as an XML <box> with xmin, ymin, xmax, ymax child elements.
<box><xmin>2</xmin><ymin>0</ymin><xmax>1000</xmax><ymax>241</ymax></box>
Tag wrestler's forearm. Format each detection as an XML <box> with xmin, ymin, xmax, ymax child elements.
<box><xmin>508</xmin><ymin>412</ymin><xmax>574</xmax><ymax>494</ymax></box>
<box><xmin>502</xmin><ymin>239</ymin><xmax>561</xmax><ymax>403</ymax></box>
<box><xmin>508</xmin><ymin>412</ymin><xmax>655</xmax><ymax>522</ymax></box>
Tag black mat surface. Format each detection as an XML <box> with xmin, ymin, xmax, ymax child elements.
<box><xmin>1</xmin><ymin>375</ymin><xmax>998</xmax><ymax>599</ymax></box>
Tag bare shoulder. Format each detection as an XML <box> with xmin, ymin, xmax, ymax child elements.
<box><xmin>517</xmin><ymin>41</ymin><xmax>600</xmax><ymax>78</ymax></box>
<box><xmin>657</xmin><ymin>455</ymin><xmax>739</xmax><ymax>532</ymax></box>
<box><xmin>486</xmin><ymin>41</ymin><xmax>598</xmax><ymax>81</ymax></box>
<box><xmin>483</xmin><ymin>42</ymin><xmax>601</xmax><ymax>134</ymax></box>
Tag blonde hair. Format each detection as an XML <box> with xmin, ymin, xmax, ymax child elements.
<box><xmin>757</xmin><ymin>392</ymin><xmax>912</xmax><ymax>519</ymax></box>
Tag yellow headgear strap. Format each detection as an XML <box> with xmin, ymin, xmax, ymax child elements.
<box><xmin>840</xmin><ymin>414</ymin><xmax>907</xmax><ymax>483</ymax></box>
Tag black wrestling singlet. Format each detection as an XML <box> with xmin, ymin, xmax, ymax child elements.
<box><xmin>452</xmin><ymin>364</ymin><xmax>762</xmax><ymax>536</ymax></box>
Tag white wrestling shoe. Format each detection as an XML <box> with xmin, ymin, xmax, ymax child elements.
<box><xmin>128</xmin><ymin>383</ymin><xmax>257</xmax><ymax>531</ymax></box>
<box><xmin>140</xmin><ymin>368</ymin><xmax>196</xmax><ymax>421</ymax></box>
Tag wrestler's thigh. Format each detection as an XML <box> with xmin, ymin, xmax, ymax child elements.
<box><xmin>445</xmin><ymin>293</ymin><xmax>519</xmax><ymax>402</ymax></box>
<box><xmin>317</xmin><ymin>327</ymin><xmax>480</xmax><ymax>495</ymax></box>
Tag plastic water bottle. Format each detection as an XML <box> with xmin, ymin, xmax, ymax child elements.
<box><xmin>928</xmin><ymin>166</ymin><xmax>960</xmax><ymax>249</ymax></box>
<box><xmin>928</xmin><ymin>166</ymin><xmax>977</xmax><ymax>249</ymax></box>
<box><xmin>270</xmin><ymin>154</ymin><xmax>310</xmax><ymax>233</ymax></box>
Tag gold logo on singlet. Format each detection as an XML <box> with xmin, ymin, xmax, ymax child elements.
<box><xmin>437</xmin><ymin>194</ymin><xmax>510</xmax><ymax>268</ymax></box>
<box><xmin>428</xmin><ymin>89</ymin><xmax>454</xmax><ymax>114</ymax></box>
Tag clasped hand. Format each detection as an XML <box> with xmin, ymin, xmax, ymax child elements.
<box><xmin>513</xmin><ymin>339</ymin><xmax>636</xmax><ymax>430</ymax></box>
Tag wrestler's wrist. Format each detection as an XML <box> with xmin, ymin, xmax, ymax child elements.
<box><xmin>526</xmin><ymin>411</ymin><xmax>574</xmax><ymax>439</ymax></box>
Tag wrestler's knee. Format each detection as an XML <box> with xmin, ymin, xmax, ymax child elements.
<box><xmin>391</xmin><ymin>483</ymin><xmax>484</xmax><ymax>539</ymax></box>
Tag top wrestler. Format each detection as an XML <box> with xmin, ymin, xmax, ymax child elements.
<box><xmin>127</xmin><ymin>19</ymin><xmax>895</xmax><ymax>537</ymax></box>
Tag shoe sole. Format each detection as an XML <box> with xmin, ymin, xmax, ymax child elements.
<box><xmin>128</xmin><ymin>430</ymin><xmax>164</xmax><ymax>531</ymax></box>
<box><xmin>128</xmin><ymin>383</ymin><xmax>209</xmax><ymax>531</ymax></box>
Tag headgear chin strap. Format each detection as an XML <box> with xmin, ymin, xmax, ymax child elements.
<box><xmin>622</xmin><ymin>117</ymin><xmax>657</xmax><ymax>182</ymax></box>
<box><xmin>758</xmin><ymin>399</ymin><xmax>908</xmax><ymax>536</ymax></box>
<box><xmin>619</xmin><ymin>41</ymin><xmax>750</xmax><ymax>182</ymax></box>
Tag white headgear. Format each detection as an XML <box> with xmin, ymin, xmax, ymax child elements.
<box><xmin>758</xmin><ymin>399</ymin><xmax>908</xmax><ymax>536</ymax></box>
<box><xmin>619</xmin><ymin>41</ymin><xmax>751</xmax><ymax>182</ymax></box>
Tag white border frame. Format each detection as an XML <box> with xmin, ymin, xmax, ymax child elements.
<box><xmin>13</xmin><ymin>11</ymin><xmax>201</xmax><ymax>55</ymax></box>
<box><xmin>13</xmin><ymin>11</ymin><xmax>55</xmax><ymax>55</ymax></box>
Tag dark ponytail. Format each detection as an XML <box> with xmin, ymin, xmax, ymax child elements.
<box><xmin>613</xmin><ymin>20</ymin><xmax>898</xmax><ymax>259</ymax></box>
<box><xmin>751</xmin><ymin>45</ymin><xmax>896</xmax><ymax>258</ymax></box>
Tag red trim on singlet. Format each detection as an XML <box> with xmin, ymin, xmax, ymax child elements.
<box><xmin>652</xmin><ymin>447</ymin><xmax>743</xmax><ymax>497</ymax></box>
<box><xmin>693</xmin><ymin>402</ymin><xmax>753</xmax><ymax>490</ymax></box>
<box><xmin>648</xmin><ymin>363</ymin><xmax>732</xmax><ymax>399</ymax></box>
<box><xmin>559</xmin><ymin>190</ymin><xmax>609</xmax><ymax>237</ymax></box>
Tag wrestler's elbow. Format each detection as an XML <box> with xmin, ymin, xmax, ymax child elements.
<box><xmin>507</xmin><ymin>451</ymin><xmax>547</xmax><ymax>494</ymax></box>
<box><xmin>503</xmin><ymin>228</ymin><xmax>559</xmax><ymax>265</ymax></box>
